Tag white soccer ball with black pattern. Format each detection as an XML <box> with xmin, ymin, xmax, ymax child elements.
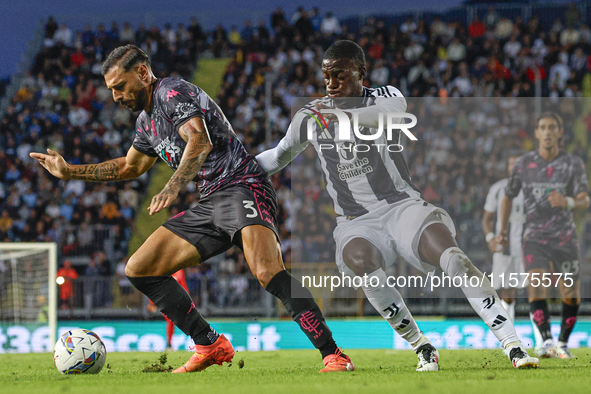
<box><xmin>53</xmin><ymin>329</ymin><xmax>107</xmax><ymax>374</ymax></box>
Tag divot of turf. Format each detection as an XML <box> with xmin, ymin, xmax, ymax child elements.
<box><xmin>142</xmin><ymin>352</ymin><xmax>173</xmax><ymax>373</ymax></box>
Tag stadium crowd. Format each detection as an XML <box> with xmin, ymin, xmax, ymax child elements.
<box><xmin>2</xmin><ymin>4</ymin><xmax>591</xmax><ymax>313</ymax></box>
<box><xmin>213</xmin><ymin>5</ymin><xmax>591</xmax><ymax>268</ymax></box>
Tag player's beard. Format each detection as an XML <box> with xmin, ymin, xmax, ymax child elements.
<box><xmin>131</xmin><ymin>87</ymin><xmax>150</xmax><ymax>112</ymax></box>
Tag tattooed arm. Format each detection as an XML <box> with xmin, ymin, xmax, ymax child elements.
<box><xmin>30</xmin><ymin>146</ymin><xmax>157</xmax><ymax>182</ymax></box>
<box><xmin>147</xmin><ymin>117</ymin><xmax>212</xmax><ymax>215</ymax></box>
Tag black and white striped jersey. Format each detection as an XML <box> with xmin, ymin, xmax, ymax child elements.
<box><xmin>256</xmin><ymin>86</ymin><xmax>421</xmax><ymax>217</ymax></box>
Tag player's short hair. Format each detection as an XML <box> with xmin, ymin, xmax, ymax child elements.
<box><xmin>323</xmin><ymin>40</ymin><xmax>366</xmax><ymax>69</ymax></box>
<box><xmin>535</xmin><ymin>112</ymin><xmax>563</xmax><ymax>130</ymax></box>
<box><xmin>101</xmin><ymin>45</ymin><xmax>150</xmax><ymax>75</ymax></box>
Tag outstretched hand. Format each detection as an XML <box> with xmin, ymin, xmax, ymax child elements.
<box><xmin>29</xmin><ymin>149</ymin><xmax>69</xmax><ymax>179</ymax></box>
<box><xmin>148</xmin><ymin>184</ymin><xmax>179</xmax><ymax>215</ymax></box>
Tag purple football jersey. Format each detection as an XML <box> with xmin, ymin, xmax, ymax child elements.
<box><xmin>132</xmin><ymin>77</ymin><xmax>266</xmax><ymax>197</ymax></box>
<box><xmin>505</xmin><ymin>151</ymin><xmax>589</xmax><ymax>246</ymax></box>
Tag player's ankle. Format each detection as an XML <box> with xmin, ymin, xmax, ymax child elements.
<box><xmin>411</xmin><ymin>334</ymin><xmax>431</xmax><ymax>352</ymax></box>
<box><xmin>504</xmin><ymin>340</ymin><xmax>522</xmax><ymax>351</ymax></box>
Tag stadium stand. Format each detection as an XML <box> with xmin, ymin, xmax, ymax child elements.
<box><xmin>2</xmin><ymin>3</ymin><xmax>591</xmax><ymax>318</ymax></box>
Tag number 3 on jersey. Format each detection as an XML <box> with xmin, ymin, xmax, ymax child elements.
<box><xmin>243</xmin><ymin>200</ymin><xmax>258</xmax><ymax>218</ymax></box>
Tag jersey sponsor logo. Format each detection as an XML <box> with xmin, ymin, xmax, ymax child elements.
<box><xmin>336</xmin><ymin>157</ymin><xmax>374</xmax><ymax>180</ymax></box>
<box><xmin>156</xmin><ymin>136</ymin><xmax>182</xmax><ymax>163</ymax></box>
<box><xmin>529</xmin><ymin>182</ymin><xmax>566</xmax><ymax>200</ymax></box>
<box><xmin>166</xmin><ymin>89</ymin><xmax>181</xmax><ymax>101</ymax></box>
<box><xmin>175</xmin><ymin>102</ymin><xmax>199</xmax><ymax>120</ymax></box>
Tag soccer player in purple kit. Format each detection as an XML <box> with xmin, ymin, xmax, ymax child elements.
<box><xmin>498</xmin><ymin>112</ymin><xmax>590</xmax><ymax>358</ymax></box>
<box><xmin>30</xmin><ymin>45</ymin><xmax>354</xmax><ymax>373</ymax></box>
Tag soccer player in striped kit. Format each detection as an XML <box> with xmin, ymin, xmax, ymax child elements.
<box><xmin>257</xmin><ymin>40</ymin><xmax>539</xmax><ymax>369</ymax></box>
<box><xmin>482</xmin><ymin>155</ymin><xmax>526</xmax><ymax>323</ymax></box>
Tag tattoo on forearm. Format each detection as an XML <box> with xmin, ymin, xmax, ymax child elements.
<box><xmin>69</xmin><ymin>161</ymin><xmax>121</xmax><ymax>182</ymax></box>
<box><xmin>167</xmin><ymin>122</ymin><xmax>211</xmax><ymax>191</ymax></box>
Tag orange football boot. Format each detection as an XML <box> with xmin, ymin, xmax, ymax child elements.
<box><xmin>172</xmin><ymin>334</ymin><xmax>235</xmax><ymax>373</ymax></box>
<box><xmin>319</xmin><ymin>348</ymin><xmax>355</xmax><ymax>373</ymax></box>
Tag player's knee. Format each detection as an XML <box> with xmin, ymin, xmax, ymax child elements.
<box><xmin>252</xmin><ymin>260</ymin><xmax>283</xmax><ymax>288</ymax></box>
<box><xmin>562</xmin><ymin>297</ymin><xmax>580</xmax><ymax>306</ymax></box>
<box><xmin>125</xmin><ymin>255</ymin><xmax>141</xmax><ymax>277</ymax></box>
<box><xmin>343</xmin><ymin>239</ymin><xmax>382</xmax><ymax>276</ymax></box>
<box><xmin>439</xmin><ymin>247</ymin><xmax>479</xmax><ymax>278</ymax></box>
<box><xmin>125</xmin><ymin>254</ymin><xmax>158</xmax><ymax>277</ymax></box>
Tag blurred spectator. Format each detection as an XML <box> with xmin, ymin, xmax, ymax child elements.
<box><xmin>468</xmin><ymin>17</ymin><xmax>486</xmax><ymax>39</ymax></box>
<box><xmin>56</xmin><ymin>260</ymin><xmax>78</xmax><ymax>309</ymax></box>
<box><xmin>565</xmin><ymin>2</ymin><xmax>580</xmax><ymax>28</ymax></box>
<box><xmin>84</xmin><ymin>257</ymin><xmax>100</xmax><ymax>307</ymax></box>
<box><xmin>320</xmin><ymin>12</ymin><xmax>340</xmax><ymax>36</ymax></box>
<box><xmin>54</xmin><ymin>23</ymin><xmax>73</xmax><ymax>47</ymax></box>
<box><xmin>116</xmin><ymin>257</ymin><xmax>133</xmax><ymax>296</ymax></box>
<box><xmin>495</xmin><ymin>16</ymin><xmax>514</xmax><ymax>40</ymax></box>
<box><xmin>228</xmin><ymin>26</ymin><xmax>242</xmax><ymax>47</ymax></box>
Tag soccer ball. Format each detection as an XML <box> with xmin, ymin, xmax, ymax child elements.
<box><xmin>53</xmin><ymin>329</ymin><xmax>107</xmax><ymax>374</ymax></box>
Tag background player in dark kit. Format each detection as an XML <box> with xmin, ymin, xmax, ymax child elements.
<box><xmin>499</xmin><ymin>112</ymin><xmax>590</xmax><ymax>358</ymax></box>
<box><xmin>30</xmin><ymin>45</ymin><xmax>353</xmax><ymax>373</ymax></box>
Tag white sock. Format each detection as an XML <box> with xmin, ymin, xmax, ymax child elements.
<box><xmin>439</xmin><ymin>247</ymin><xmax>521</xmax><ymax>350</ymax></box>
<box><xmin>361</xmin><ymin>268</ymin><xmax>428</xmax><ymax>351</ymax></box>
<box><xmin>529</xmin><ymin>312</ymin><xmax>545</xmax><ymax>347</ymax></box>
<box><xmin>501</xmin><ymin>299</ymin><xmax>515</xmax><ymax>322</ymax></box>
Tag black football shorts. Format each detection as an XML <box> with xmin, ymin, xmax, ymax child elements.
<box><xmin>162</xmin><ymin>180</ymin><xmax>279</xmax><ymax>261</ymax></box>
<box><xmin>522</xmin><ymin>240</ymin><xmax>580</xmax><ymax>279</ymax></box>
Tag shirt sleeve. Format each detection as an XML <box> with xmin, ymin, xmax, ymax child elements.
<box><xmin>159</xmin><ymin>81</ymin><xmax>205</xmax><ymax>129</ymax></box>
<box><xmin>346</xmin><ymin>86</ymin><xmax>407</xmax><ymax>129</ymax></box>
<box><xmin>570</xmin><ymin>156</ymin><xmax>590</xmax><ymax>196</ymax></box>
<box><xmin>132</xmin><ymin>122</ymin><xmax>158</xmax><ymax>157</ymax></box>
<box><xmin>255</xmin><ymin>121</ymin><xmax>310</xmax><ymax>175</ymax></box>
<box><xmin>505</xmin><ymin>157</ymin><xmax>523</xmax><ymax>198</ymax></box>
<box><xmin>483</xmin><ymin>182</ymin><xmax>499</xmax><ymax>213</ymax></box>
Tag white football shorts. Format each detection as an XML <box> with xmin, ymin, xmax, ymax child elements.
<box><xmin>334</xmin><ymin>197</ymin><xmax>456</xmax><ymax>277</ymax></box>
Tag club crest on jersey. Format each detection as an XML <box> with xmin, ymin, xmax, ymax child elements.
<box><xmin>339</xmin><ymin>141</ymin><xmax>356</xmax><ymax>160</ymax></box>
<box><xmin>175</xmin><ymin>102</ymin><xmax>199</xmax><ymax>120</ymax></box>
<box><xmin>545</xmin><ymin>167</ymin><xmax>554</xmax><ymax>178</ymax></box>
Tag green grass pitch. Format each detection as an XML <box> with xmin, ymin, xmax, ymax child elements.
<box><xmin>1</xmin><ymin>349</ymin><xmax>591</xmax><ymax>394</ymax></box>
